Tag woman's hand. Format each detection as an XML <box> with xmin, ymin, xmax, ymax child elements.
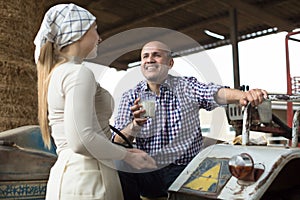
<box><xmin>124</xmin><ymin>148</ymin><xmax>157</xmax><ymax>170</ymax></box>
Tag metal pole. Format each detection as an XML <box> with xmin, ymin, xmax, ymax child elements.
<box><xmin>292</xmin><ymin>109</ymin><xmax>300</xmax><ymax>147</ymax></box>
<box><xmin>285</xmin><ymin>31</ymin><xmax>300</xmax><ymax>127</ymax></box>
<box><xmin>242</xmin><ymin>103</ymin><xmax>251</xmax><ymax>146</ymax></box>
<box><xmin>230</xmin><ymin>8</ymin><xmax>240</xmax><ymax>89</ymax></box>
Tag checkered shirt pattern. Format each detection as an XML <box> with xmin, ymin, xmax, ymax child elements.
<box><xmin>34</xmin><ymin>3</ymin><xmax>96</xmax><ymax>63</ymax></box>
<box><xmin>114</xmin><ymin>75</ymin><xmax>224</xmax><ymax>165</ymax></box>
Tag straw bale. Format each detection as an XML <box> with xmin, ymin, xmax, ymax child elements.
<box><xmin>0</xmin><ymin>0</ymin><xmax>45</xmax><ymax>132</ymax></box>
<box><xmin>0</xmin><ymin>58</ymin><xmax>38</xmax><ymax>131</ymax></box>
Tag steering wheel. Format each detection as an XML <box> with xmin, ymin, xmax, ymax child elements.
<box><xmin>110</xmin><ymin>125</ymin><xmax>133</xmax><ymax>148</ymax></box>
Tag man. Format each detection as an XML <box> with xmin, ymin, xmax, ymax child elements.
<box><xmin>113</xmin><ymin>41</ymin><xmax>267</xmax><ymax>200</ymax></box>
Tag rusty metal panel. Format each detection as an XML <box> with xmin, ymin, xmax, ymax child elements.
<box><xmin>180</xmin><ymin>158</ymin><xmax>231</xmax><ymax>198</ymax></box>
<box><xmin>0</xmin><ymin>126</ymin><xmax>57</xmax><ymax>199</ymax></box>
<box><xmin>169</xmin><ymin>144</ymin><xmax>300</xmax><ymax>200</ymax></box>
<box><xmin>0</xmin><ymin>180</ymin><xmax>47</xmax><ymax>199</ymax></box>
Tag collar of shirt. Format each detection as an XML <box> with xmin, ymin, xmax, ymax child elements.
<box><xmin>140</xmin><ymin>74</ymin><xmax>175</xmax><ymax>93</ymax></box>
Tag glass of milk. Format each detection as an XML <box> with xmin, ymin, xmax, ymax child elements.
<box><xmin>139</xmin><ymin>91</ymin><xmax>156</xmax><ymax>118</ymax></box>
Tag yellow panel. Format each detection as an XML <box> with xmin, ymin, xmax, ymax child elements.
<box><xmin>184</xmin><ymin>163</ymin><xmax>220</xmax><ymax>191</ymax></box>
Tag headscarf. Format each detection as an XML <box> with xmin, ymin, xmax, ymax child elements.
<box><xmin>34</xmin><ymin>3</ymin><xmax>96</xmax><ymax>63</ymax></box>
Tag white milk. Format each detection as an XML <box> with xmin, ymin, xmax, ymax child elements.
<box><xmin>141</xmin><ymin>100</ymin><xmax>155</xmax><ymax>118</ymax></box>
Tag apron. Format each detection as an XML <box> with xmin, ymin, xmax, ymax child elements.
<box><xmin>46</xmin><ymin>149</ymin><xmax>124</xmax><ymax>200</ymax></box>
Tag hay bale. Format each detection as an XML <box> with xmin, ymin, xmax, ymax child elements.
<box><xmin>0</xmin><ymin>0</ymin><xmax>46</xmax><ymax>131</ymax></box>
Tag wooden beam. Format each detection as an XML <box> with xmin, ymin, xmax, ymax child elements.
<box><xmin>218</xmin><ymin>0</ymin><xmax>296</xmax><ymax>32</ymax></box>
<box><xmin>101</xmin><ymin>0</ymin><xmax>198</xmax><ymax>38</ymax></box>
<box><xmin>179</xmin><ymin>12</ymin><xmax>229</xmax><ymax>33</ymax></box>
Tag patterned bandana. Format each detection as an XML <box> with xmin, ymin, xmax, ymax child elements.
<box><xmin>34</xmin><ymin>3</ymin><xmax>96</xmax><ymax>63</ymax></box>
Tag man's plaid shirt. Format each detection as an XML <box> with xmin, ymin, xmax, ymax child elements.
<box><xmin>114</xmin><ymin>75</ymin><xmax>223</xmax><ymax>165</ymax></box>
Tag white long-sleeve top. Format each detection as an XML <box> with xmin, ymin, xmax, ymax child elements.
<box><xmin>47</xmin><ymin>62</ymin><xmax>127</xmax><ymax>160</ymax></box>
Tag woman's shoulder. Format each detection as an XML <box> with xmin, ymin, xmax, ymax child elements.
<box><xmin>50</xmin><ymin>63</ymin><xmax>96</xmax><ymax>91</ymax></box>
<box><xmin>53</xmin><ymin>62</ymin><xmax>94</xmax><ymax>78</ymax></box>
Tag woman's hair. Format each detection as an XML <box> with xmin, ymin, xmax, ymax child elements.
<box><xmin>37</xmin><ymin>41</ymin><xmax>65</xmax><ymax>149</ymax></box>
<box><xmin>34</xmin><ymin>3</ymin><xmax>96</xmax><ymax>149</ymax></box>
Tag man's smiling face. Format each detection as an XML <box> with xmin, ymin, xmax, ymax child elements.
<box><xmin>140</xmin><ymin>41</ymin><xmax>173</xmax><ymax>84</ymax></box>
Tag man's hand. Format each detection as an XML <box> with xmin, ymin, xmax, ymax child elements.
<box><xmin>131</xmin><ymin>97</ymin><xmax>148</xmax><ymax>126</ymax></box>
<box><xmin>240</xmin><ymin>89</ymin><xmax>268</xmax><ymax>106</ymax></box>
<box><xmin>215</xmin><ymin>87</ymin><xmax>268</xmax><ymax>106</ymax></box>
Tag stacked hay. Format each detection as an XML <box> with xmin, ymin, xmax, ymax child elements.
<box><xmin>0</xmin><ymin>0</ymin><xmax>45</xmax><ymax>131</ymax></box>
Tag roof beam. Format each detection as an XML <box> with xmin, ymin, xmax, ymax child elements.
<box><xmin>101</xmin><ymin>0</ymin><xmax>198</xmax><ymax>38</ymax></box>
<box><xmin>218</xmin><ymin>0</ymin><xmax>296</xmax><ymax>32</ymax></box>
<box><xmin>178</xmin><ymin>12</ymin><xmax>228</xmax><ymax>33</ymax></box>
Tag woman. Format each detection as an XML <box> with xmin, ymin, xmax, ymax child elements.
<box><xmin>34</xmin><ymin>3</ymin><xmax>156</xmax><ymax>200</ymax></box>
